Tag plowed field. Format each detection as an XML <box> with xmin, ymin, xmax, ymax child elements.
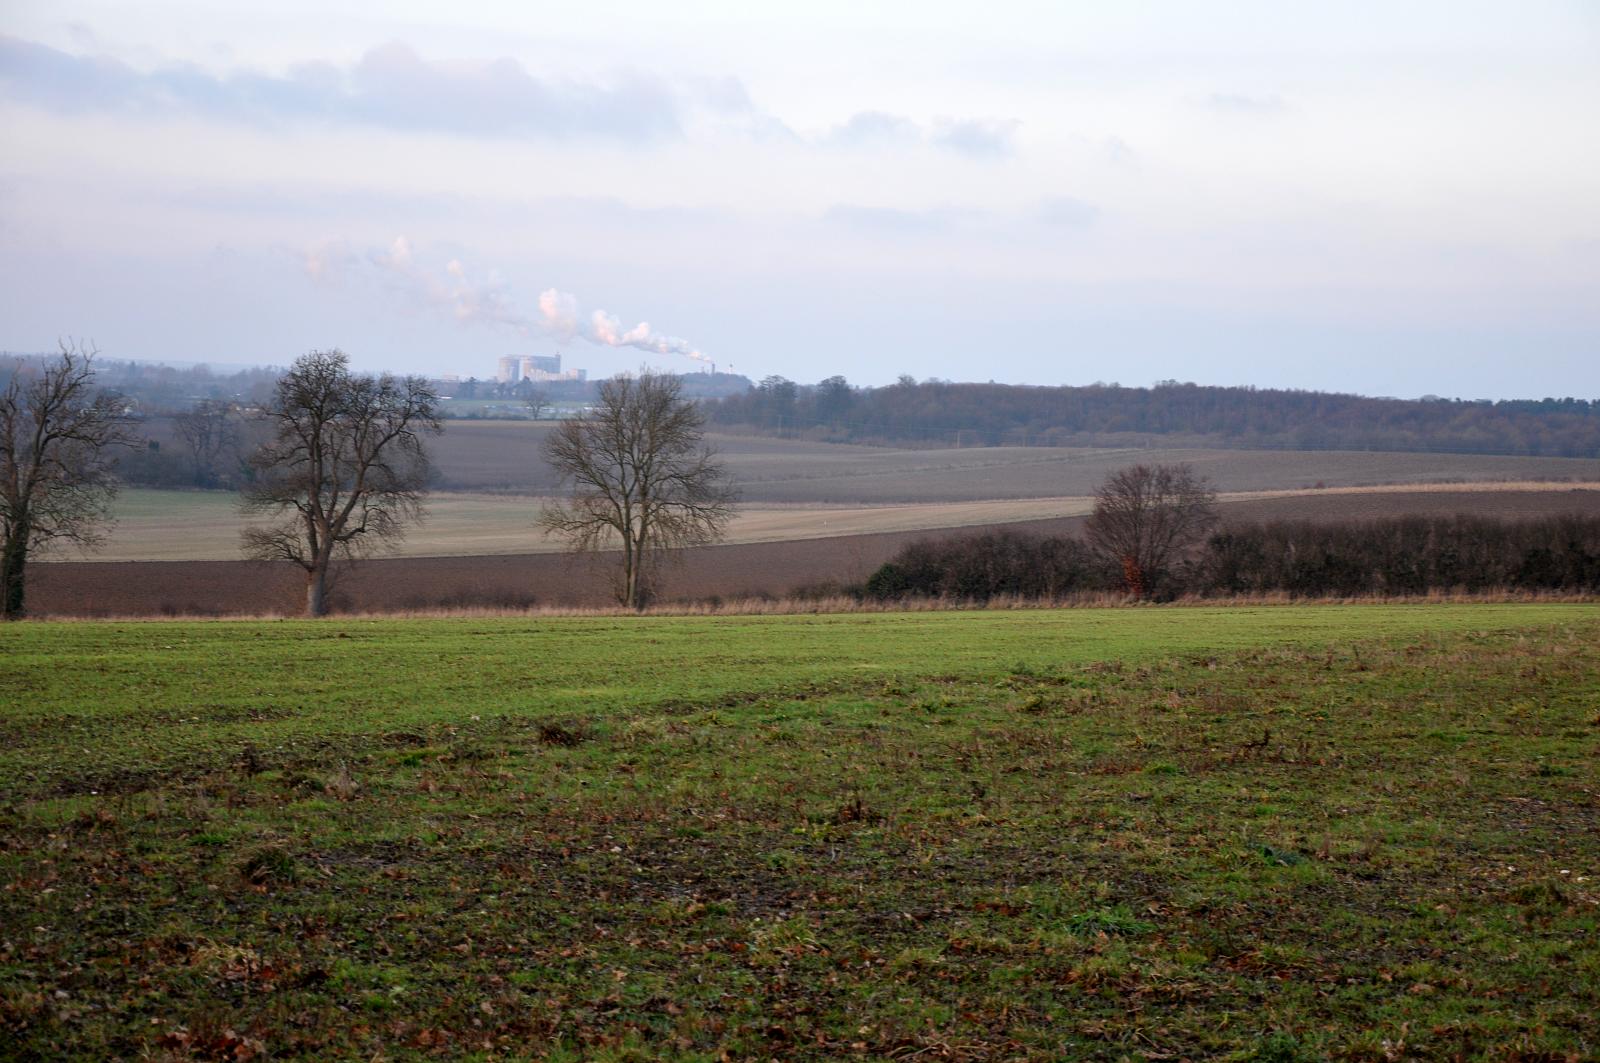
<box><xmin>30</xmin><ymin>488</ymin><xmax>1600</xmax><ymax>616</ymax></box>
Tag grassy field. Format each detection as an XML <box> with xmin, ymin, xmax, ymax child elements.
<box><xmin>2</xmin><ymin>604</ymin><xmax>1598</xmax><ymax>1059</ymax></box>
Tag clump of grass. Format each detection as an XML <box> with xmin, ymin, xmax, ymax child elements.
<box><xmin>1015</xmin><ymin>692</ymin><xmax>1051</xmax><ymax>715</ymax></box>
<box><xmin>323</xmin><ymin>762</ymin><xmax>359</xmax><ymax>800</ymax></box>
<box><xmin>1063</xmin><ymin>905</ymin><xmax>1155</xmax><ymax>937</ymax></box>
<box><xmin>235</xmin><ymin>743</ymin><xmax>263</xmax><ymax>777</ymax></box>
<box><xmin>1510</xmin><ymin>880</ymin><xmax>1570</xmax><ymax>912</ymax></box>
<box><xmin>752</xmin><ymin>916</ymin><xmax>818</xmax><ymax>955</ymax></box>
<box><xmin>536</xmin><ymin>719</ymin><xmax>591</xmax><ymax>747</ymax></box>
<box><xmin>1259</xmin><ymin>843</ymin><xmax>1308</xmax><ymax>866</ymax></box>
<box><xmin>189</xmin><ymin>942</ymin><xmax>264</xmax><ymax>977</ymax></box>
<box><xmin>1241</xmin><ymin>1031</ymin><xmax>1312</xmax><ymax>1062</ymax></box>
<box><xmin>237</xmin><ymin>843</ymin><xmax>297</xmax><ymax>886</ymax></box>
<box><xmin>832</xmin><ymin>793</ymin><xmax>883</xmax><ymax>824</ymax></box>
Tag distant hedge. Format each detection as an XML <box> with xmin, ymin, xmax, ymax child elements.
<box><xmin>862</xmin><ymin>515</ymin><xmax>1600</xmax><ymax>601</ymax></box>
<box><xmin>863</xmin><ymin>529</ymin><xmax>1099</xmax><ymax>601</ymax></box>
<box><xmin>1204</xmin><ymin>514</ymin><xmax>1600</xmax><ymax>597</ymax></box>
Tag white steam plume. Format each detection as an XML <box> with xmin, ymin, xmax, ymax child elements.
<box><xmin>305</xmin><ymin>236</ymin><xmax>713</xmax><ymax>366</ymax></box>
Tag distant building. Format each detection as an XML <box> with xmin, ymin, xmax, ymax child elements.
<box><xmin>498</xmin><ymin>352</ymin><xmax>587</xmax><ymax>383</ymax></box>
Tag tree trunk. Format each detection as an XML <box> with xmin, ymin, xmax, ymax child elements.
<box><xmin>621</xmin><ymin>533</ymin><xmax>640</xmax><ymax>610</ymax></box>
<box><xmin>306</xmin><ymin>565</ymin><xmax>329</xmax><ymax>617</ymax></box>
<box><xmin>1</xmin><ymin>532</ymin><xmax>26</xmax><ymax>620</ymax></box>
<box><xmin>1121</xmin><ymin>555</ymin><xmax>1146</xmax><ymax>598</ymax></box>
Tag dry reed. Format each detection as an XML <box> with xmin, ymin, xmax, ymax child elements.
<box><xmin>25</xmin><ymin>587</ymin><xmax>1597</xmax><ymax>623</ymax></box>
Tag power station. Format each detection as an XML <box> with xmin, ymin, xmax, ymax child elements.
<box><xmin>496</xmin><ymin>353</ymin><xmax>587</xmax><ymax>384</ymax></box>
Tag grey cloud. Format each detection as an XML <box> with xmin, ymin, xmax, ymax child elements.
<box><xmin>825</xmin><ymin>110</ymin><xmax>922</xmax><ymax>147</ymax></box>
<box><xmin>824</xmin><ymin>204</ymin><xmax>976</xmax><ymax>235</ymax></box>
<box><xmin>0</xmin><ymin>34</ymin><xmax>143</xmax><ymax>110</ymax></box>
<box><xmin>699</xmin><ymin>79</ymin><xmax>799</xmax><ymax>142</ymax></box>
<box><xmin>697</xmin><ymin>75</ymin><xmax>756</xmax><ymax>114</ymax></box>
<box><xmin>1204</xmin><ymin>92</ymin><xmax>1288</xmax><ymax>115</ymax></box>
<box><xmin>1035</xmin><ymin>196</ymin><xmax>1101</xmax><ymax>227</ymax></box>
<box><xmin>825</xmin><ymin>110</ymin><xmax>1020</xmax><ymax>158</ymax></box>
<box><xmin>1103</xmin><ymin>136</ymin><xmax>1137</xmax><ymax>164</ymax></box>
<box><xmin>1</xmin><ymin>33</ymin><xmax>1020</xmax><ymax>156</ymax></box>
<box><xmin>824</xmin><ymin>197</ymin><xmax>1100</xmax><ymax>241</ymax></box>
<box><xmin>130</xmin><ymin>180</ymin><xmax>742</xmax><ymax>236</ymax></box>
<box><xmin>0</xmin><ymin>34</ymin><xmax>684</xmax><ymax>141</ymax></box>
<box><xmin>931</xmin><ymin>117</ymin><xmax>1020</xmax><ymax>158</ymax></box>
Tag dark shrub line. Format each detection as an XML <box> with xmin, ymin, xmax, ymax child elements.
<box><xmin>858</xmin><ymin>514</ymin><xmax>1600</xmax><ymax>602</ymax></box>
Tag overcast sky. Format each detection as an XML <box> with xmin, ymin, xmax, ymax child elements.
<box><xmin>2</xmin><ymin>1</ymin><xmax>1597</xmax><ymax>397</ymax></box>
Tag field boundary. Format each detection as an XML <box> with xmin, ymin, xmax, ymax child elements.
<box><xmin>24</xmin><ymin>587</ymin><xmax>1599</xmax><ymax>623</ymax></box>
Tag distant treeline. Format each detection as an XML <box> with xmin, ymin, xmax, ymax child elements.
<box><xmin>854</xmin><ymin>515</ymin><xmax>1600</xmax><ymax>602</ymax></box>
<box><xmin>81</xmin><ymin>358</ymin><xmax>281</xmax><ymax>413</ymax></box>
<box><xmin>443</xmin><ymin>371</ymin><xmax>751</xmax><ymax>411</ymax></box>
<box><xmin>0</xmin><ymin>356</ymin><xmax>267</xmax><ymax>489</ymax></box>
<box><xmin>706</xmin><ymin>377</ymin><xmax>1600</xmax><ymax>457</ymax></box>
<box><xmin>1</xmin><ymin>354</ymin><xmax>753</xmax><ymax>419</ymax></box>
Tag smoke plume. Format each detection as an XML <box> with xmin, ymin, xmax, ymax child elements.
<box><xmin>305</xmin><ymin>236</ymin><xmax>711</xmax><ymax>366</ymax></box>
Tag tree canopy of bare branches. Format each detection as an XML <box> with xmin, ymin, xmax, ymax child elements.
<box><xmin>541</xmin><ymin>371</ymin><xmax>738</xmax><ymax>609</ymax></box>
<box><xmin>1</xmin><ymin>342</ymin><xmax>134</xmax><ymax>619</ymax></box>
<box><xmin>173</xmin><ymin>399</ymin><xmax>241</xmax><ymax>487</ymax></box>
<box><xmin>524</xmin><ymin>388</ymin><xmax>551</xmax><ymax>421</ymax></box>
<box><xmin>240</xmin><ymin>350</ymin><xmax>441</xmax><ymax>616</ymax></box>
<box><xmin>1084</xmin><ymin>462</ymin><xmax>1219</xmax><ymax>597</ymax></box>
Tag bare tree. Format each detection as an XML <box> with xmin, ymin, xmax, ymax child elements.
<box><xmin>524</xmin><ymin>388</ymin><xmax>551</xmax><ymax>421</ymax></box>
<box><xmin>1</xmin><ymin>342</ymin><xmax>134</xmax><ymax>619</ymax></box>
<box><xmin>241</xmin><ymin>350</ymin><xmax>441</xmax><ymax>617</ymax></box>
<box><xmin>173</xmin><ymin>399</ymin><xmax>240</xmax><ymax>487</ymax></box>
<box><xmin>1084</xmin><ymin>463</ymin><xmax>1219</xmax><ymax>597</ymax></box>
<box><xmin>541</xmin><ymin>371</ymin><xmax>738</xmax><ymax>609</ymax></box>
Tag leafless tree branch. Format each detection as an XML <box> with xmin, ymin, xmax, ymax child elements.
<box><xmin>1</xmin><ymin>341</ymin><xmax>136</xmax><ymax>619</ymax></box>
<box><xmin>1084</xmin><ymin>462</ymin><xmax>1219</xmax><ymax>597</ymax></box>
<box><xmin>239</xmin><ymin>350</ymin><xmax>441</xmax><ymax>616</ymax></box>
<box><xmin>173</xmin><ymin>399</ymin><xmax>242</xmax><ymax>488</ymax></box>
<box><xmin>540</xmin><ymin>370</ymin><xmax>738</xmax><ymax>608</ymax></box>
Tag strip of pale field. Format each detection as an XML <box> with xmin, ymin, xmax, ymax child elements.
<box><xmin>62</xmin><ymin>481</ymin><xmax>1600</xmax><ymax>561</ymax></box>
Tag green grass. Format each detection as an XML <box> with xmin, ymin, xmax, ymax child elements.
<box><xmin>2</xmin><ymin>604</ymin><xmax>1598</xmax><ymax>1059</ymax></box>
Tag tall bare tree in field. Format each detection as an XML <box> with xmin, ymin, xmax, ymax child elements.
<box><xmin>1085</xmin><ymin>463</ymin><xmax>1218</xmax><ymax>597</ymax></box>
<box><xmin>541</xmin><ymin>371</ymin><xmax>737</xmax><ymax>609</ymax></box>
<box><xmin>241</xmin><ymin>350</ymin><xmax>441</xmax><ymax>617</ymax></box>
<box><xmin>0</xmin><ymin>343</ymin><xmax>133</xmax><ymax>620</ymax></box>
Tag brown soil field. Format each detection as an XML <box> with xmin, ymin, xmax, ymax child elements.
<box><xmin>30</xmin><ymin>487</ymin><xmax>1600</xmax><ymax>617</ymax></box>
<box><xmin>90</xmin><ymin>480</ymin><xmax>1600</xmax><ymax>562</ymax></box>
<box><xmin>717</xmin><ymin>445</ymin><xmax>1600</xmax><ymax>504</ymax></box>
